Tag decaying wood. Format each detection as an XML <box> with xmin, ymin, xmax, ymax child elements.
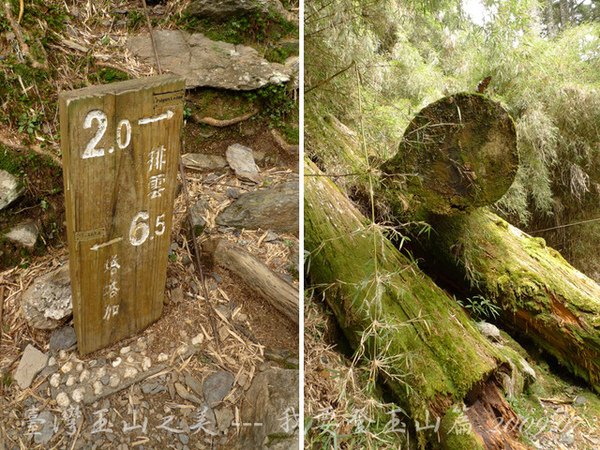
<box><xmin>191</xmin><ymin>109</ymin><xmax>258</xmax><ymax>127</ymax></box>
<box><xmin>373</xmin><ymin>93</ymin><xmax>600</xmax><ymax>394</ymax></box>
<box><xmin>305</xmin><ymin>160</ymin><xmax>523</xmax><ymax>448</ymax></box>
<box><xmin>203</xmin><ymin>238</ymin><xmax>298</xmax><ymax>325</ymax></box>
<box><xmin>418</xmin><ymin>210</ymin><xmax>600</xmax><ymax>394</ymax></box>
<box><xmin>381</xmin><ymin>93</ymin><xmax>518</xmax><ymax>218</ymax></box>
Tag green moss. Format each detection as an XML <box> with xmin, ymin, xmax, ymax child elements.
<box><xmin>439</xmin><ymin>406</ymin><xmax>485</xmax><ymax>450</ymax></box>
<box><xmin>89</xmin><ymin>67</ymin><xmax>130</xmax><ymax>84</ymax></box>
<box><xmin>177</xmin><ymin>11</ymin><xmax>297</xmax><ymax>47</ymax></box>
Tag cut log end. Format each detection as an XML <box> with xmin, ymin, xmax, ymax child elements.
<box><xmin>381</xmin><ymin>93</ymin><xmax>518</xmax><ymax>217</ymax></box>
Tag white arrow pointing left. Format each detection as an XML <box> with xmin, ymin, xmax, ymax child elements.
<box><xmin>138</xmin><ymin>110</ymin><xmax>174</xmax><ymax>125</ymax></box>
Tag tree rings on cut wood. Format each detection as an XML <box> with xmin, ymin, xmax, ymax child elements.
<box><xmin>380</xmin><ymin>93</ymin><xmax>518</xmax><ymax>217</ymax></box>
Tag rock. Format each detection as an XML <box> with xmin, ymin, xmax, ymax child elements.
<box><xmin>120</xmin><ymin>346</ymin><xmax>131</xmax><ymax>355</ymax></box>
<box><xmin>34</xmin><ymin>411</ymin><xmax>56</xmax><ymax>444</ymax></box>
<box><xmin>191</xmin><ymin>334</ymin><xmax>203</xmax><ymax>346</ymax></box>
<box><xmin>226</xmin><ymin>144</ymin><xmax>261</xmax><ymax>183</ymax></box>
<box><xmin>179</xmin><ymin>433</ymin><xmax>190</xmax><ymax>445</ymax></box>
<box><xmin>264</xmin><ymin>231</ymin><xmax>279</xmax><ymax>242</ymax></box>
<box><xmin>56</xmin><ymin>392</ymin><xmax>70</xmax><ymax>408</ymax></box>
<box><xmin>0</xmin><ymin>169</ymin><xmax>24</xmax><ymax>210</ymax></box>
<box><xmin>158</xmin><ymin>353</ymin><xmax>169</xmax><ymax>362</ymax></box>
<box><xmin>142</xmin><ymin>357</ymin><xmax>152</xmax><ymax>371</ymax></box>
<box><xmin>49</xmin><ymin>326</ymin><xmax>77</xmax><ymax>352</ymax></box>
<box><xmin>226</xmin><ymin>187</ymin><xmax>241</xmax><ymax>199</ymax></box>
<box><xmin>142</xmin><ymin>382</ymin><xmax>167</xmax><ymax>395</ymax></box>
<box><xmin>124</xmin><ymin>367</ymin><xmax>139</xmax><ymax>379</ymax></box>
<box><xmin>112</xmin><ymin>357</ymin><xmax>122</xmax><ymax>368</ymax></box>
<box><xmin>185</xmin><ymin>374</ymin><xmax>204</xmax><ymax>398</ymax></box>
<box><xmin>109</xmin><ymin>374</ymin><xmax>120</xmax><ymax>388</ymax></box>
<box><xmin>60</xmin><ymin>361</ymin><xmax>73</xmax><ymax>374</ymax></box>
<box><xmin>127</xmin><ymin>30</ymin><xmax>290</xmax><ymax>90</ymax></box>
<box><xmin>214</xmin><ymin>407</ymin><xmax>234</xmax><ymax>433</ymax></box>
<box><xmin>72</xmin><ymin>387</ymin><xmax>85</xmax><ymax>403</ymax></box>
<box><xmin>203</xmin><ymin>371</ymin><xmax>234</xmax><ymax>406</ymax></box>
<box><xmin>574</xmin><ymin>395</ymin><xmax>588</xmax><ymax>406</ymax></box>
<box><xmin>190</xmin><ymin>200</ymin><xmax>208</xmax><ymax>235</ymax></box>
<box><xmin>239</xmin><ymin>368</ymin><xmax>299</xmax><ymax>449</ymax></box>
<box><xmin>175</xmin><ymin>382</ymin><xmax>203</xmax><ymax>405</ymax></box>
<box><xmin>14</xmin><ymin>344</ymin><xmax>48</xmax><ymax>389</ymax></box>
<box><xmin>20</xmin><ymin>263</ymin><xmax>72</xmax><ymax>330</ymax></box>
<box><xmin>216</xmin><ymin>180</ymin><xmax>299</xmax><ymax>235</ymax></box>
<box><xmin>49</xmin><ymin>373</ymin><xmax>61</xmax><ymax>388</ymax></box>
<box><xmin>185</xmin><ymin>0</ymin><xmax>270</xmax><ymax>20</ymax></box>
<box><xmin>285</xmin><ymin>55</ymin><xmax>300</xmax><ymax>89</ymax></box>
<box><xmin>476</xmin><ymin>321</ymin><xmax>501</xmax><ymax>342</ymax></box>
<box><xmin>5</xmin><ymin>221</ymin><xmax>39</xmax><ymax>249</ymax></box>
<box><xmin>66</xmin><ymin>375</ymin><xmax>76</xmax><ymax>387</ymax></box>
<box><xmin>182</xmin><ymin>153</ymin><xmax>227</xmax><ymax>171</ymax></box>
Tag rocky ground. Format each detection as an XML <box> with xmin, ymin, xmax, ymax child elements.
<box><xmin>0</xmin><ymin>1</ymin><xmax>299</xmax><ymax>449</ymax></box>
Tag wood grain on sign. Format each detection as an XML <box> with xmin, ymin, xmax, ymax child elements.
<box><xmin>59</xmin><ymin>75</ymin><xmax>185</xmax><ymax>355</ymax></box>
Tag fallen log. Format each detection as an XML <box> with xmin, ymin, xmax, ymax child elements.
<box><xmin>381</xmin><ymin>93</ymin><xmax>518</xmax><ymax>218</ymax></box>
<box><xmin>378</xmin><ymin>94</ymin><xmax>600</xmax><ymax>394</ymax></box>
<box><xmin>202</xmin><ymin>238</ymin><xmax>298</xmax><ymax>325</ymax></box>
<box><xmin>305</xmin><ymin>160</ymin><xmax>526</xmax><ymax>449</ymax></box>
<box><xmin>418</xmin><ymin>210</ymin><xmax>600</xmax><ymax>394</ymax></box>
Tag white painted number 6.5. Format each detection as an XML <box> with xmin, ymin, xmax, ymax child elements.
<box><xmin>129</xmin><ymin>212</ymin><xmax>166</xmax><ymax>246</ymax></box>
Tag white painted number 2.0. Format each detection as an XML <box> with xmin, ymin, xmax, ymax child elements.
<box><xmin>129</xmin><ymin>212</ymin><xmax>166</xmax><ymax>246</ymax></box>
<box><xmin>82</xmin><ymin>109</ymin><xmax>131</xmax><ymax>159</ymax></box>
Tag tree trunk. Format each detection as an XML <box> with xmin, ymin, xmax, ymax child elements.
<box><xmin>415</xmin><ymin>210</ymin><xmax>600</xmax><ymax>394</ymax></box>
<box><xmin>202</xmin><ymin>238</ymin><xmax>299</xmax><ymax>325</ymax></box>
<box><xmin>376</xmin><ymin>93</ymin><xmax>600</xmax><ymax>394</ymax></box>
<box><xmin>305</xmin><ymin>160</ymin><xmax>526</xmax><ymax>449</ymax></box>
<box><xmin>380</xmin><ymin>93</ymin><xmax>518</xmax><ymax>219</ymax></box>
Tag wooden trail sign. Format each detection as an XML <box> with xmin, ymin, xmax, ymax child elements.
<box><xmin>59</xmin><ymin>75</ymin><xmax>185</xmax><ymax>355</ymax></box>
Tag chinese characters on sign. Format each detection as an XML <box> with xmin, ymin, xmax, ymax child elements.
<box><xmin>59</xmin><ymin>75</ymin><xmax>185</xmax><ymax>354</ymax></box>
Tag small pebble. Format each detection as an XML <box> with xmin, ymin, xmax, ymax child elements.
<box><xmin>88</xmin><ymin>359</ymin><xmax>98</xmax><ymax>368</ymax></box>
<box><xmin>79</xmin><ymin>369</ymin><xmax>90</xmax><ymax>383</ymax></box>
<box><xmin>66</xmin><ymin>375</ymin><xmax>76</xmax><ymax>387</ymax></box>
<box><xmin>120</xmin><ymin>346</ymin><xmax>131</xmax><ymax>355</ymax></box>
<box><xmin>191</xmin><ymin>334</ymin><xmax>203</xmax><ymax>346</ymax></box>
<box><xmin>124</xmin><ymin>367</ymin><xmax>139</xmax><ymax>379</ymax></box>
<box><xmin>48</xmin><ymin>357</ymin><xmax>57</xmax><ymax>367</ymax></box>
<box><xmin>56</xmin><ymin>392</ymin><xmax>70</xmax><ymax>408</ymax></box>
<box><xmin>126</xmin><ymin>355</ymin><xmax>135</xmax><ymax>364</ymax></box>
<box><xmin>76</xmin><ymin>363</ymin><xmax>84</xmax><ymax>372</ymax></box>
<box><xmin>96</xmin><ymin>367</ymin><xmax>107</xmax><ymax>379</ymax></box>
<box><xmin>72</xmin><ymin>388</ymin><xmax>85</xmax><ymax>403</ymax></box>
<box><xmin>58</xmin><ymin>350</ymin><xmax>68</xmax><ymax>360</ymax></box>
<box><xmin>60</xmin><ymin>361</ymin><xmax>73</xmax><ymax>374</ymax></box>
<box><xmin>142</xmin><ymin>357</ymin><xmax>152</xmax><ymax>371</ymax></box>
<box><xmin>112</xmin><ymin>357</ymin><xmax>122</xmax><ymax>368</ymax></box>
<box><xmin>158</xmin><ymin>353</ymin><xmax>168</xmax><ymax>362</ymax></box>
<box><xmin>49</xmin><ymin>373</ymin><xmax>61</xmax><ymax>388</ymax></box>
<box><xmin>94</xmin><ymin>381</ymin><xmax>103</xmax><ymax>396</ymax></box>
<box><xmin>109</xmin><ymin>374</ymin><xmax>120</xmax><ymax>388</ymax></box>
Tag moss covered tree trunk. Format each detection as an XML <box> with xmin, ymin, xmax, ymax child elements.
<box><xmin>378</xmin><ymin>93</ymin><xmax>600</xmax><ymax>394</ymax></box>
<box><xmin>305</xmin><ymin>160</ymin><xmax>526</xmax><ymax>449</ymax></box>
<box><xmin>418</xmin><ymin>210</ymin><xmax>600</xmax><ymax>394</ymax></box>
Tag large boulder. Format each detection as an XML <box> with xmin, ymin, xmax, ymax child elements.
<box><xmin>0</xmin><ymin>169</ymin><xmax>24</xmax><ymax>210</ymax></box>
<box><xmin>127</xmin><ymin>30</ymin><xmax>290</xmax><ymax>90</ymax></box>
<box><xmin>216</xmin><ymin>179</ymin><xmax>298</xmax><ymax>235</ymax></box>
<box><xmin>21</xmin><ymin>263</ymin><xmax>72</xmax><ymax>330</ymax></box>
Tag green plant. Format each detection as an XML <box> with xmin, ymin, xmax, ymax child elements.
<box><xmin>17</xmin><ymin>112</ymin><xmax>42</xmax><ymax>136</ymax></box>
<box><xmin>128</xmin><ymin>10</ymin><xmax>144</xmax><ymax>30</ymax></box>
<box><xmin>456</xmin><ymin>295</ymin><xmax>501</xmax><ymax>320</ymax></box>
<box><xmin>183</xmin><ymin>105</ymin><xmax>192</xmax><ymax>120</ymax></box>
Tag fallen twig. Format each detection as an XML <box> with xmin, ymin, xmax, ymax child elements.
<box><xmin>191</xmin><ymin>109</ymin><xmax>258</xmax><ymax>127</ymax></box>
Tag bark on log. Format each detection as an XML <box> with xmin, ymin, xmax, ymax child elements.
<box><xmin>376</xmin><ymin>94</ymin><xmax>600</xmax><ymax>393</ymax></box>
<box><xmin>202</xmin><ymin>238</ymin><xmax>298</xmax><ymax>325</ymax></box>
<box><xmin>418</xmin><ymin>210</ymin><xmax>600</xmax><ymax>394</ymax></box>
<box><xmin>305</xmin><ymin>160</ymin><xmax>526</xmax><ymax>449</ymax></box>
<box><xmin>381</xmin><ymin>93</ymin><xmax>518</xmax><ymax>218</ymax></box>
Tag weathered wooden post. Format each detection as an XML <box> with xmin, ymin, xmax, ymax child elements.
<box><xmin>59</xmin><ymin>75</ymin><xmax>185</xmax><ymax>354</ymax></box>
